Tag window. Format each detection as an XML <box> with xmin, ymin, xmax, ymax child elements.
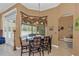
<box><xmin>21</xmin><ymin>24</ymin><xmax>37</xmax><ymax>37</ymax></box>
<box><xmin>32</xmin><ymin>26</ymin><xmax>37</xmax><ymax>34</ymax></box>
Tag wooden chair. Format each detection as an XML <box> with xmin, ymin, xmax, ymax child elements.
<box><xmin>20</xmin><ymin>37</ymin><xmax>29</xmax><ymax>56</ymax></box>
<box><xmin>41</xmin><ymin>36</ymin><xmax>51</xmax><ymax>56</ymax></box>
<box><xmin>29</xmin><ymin>37</ymin><xmax>41</xmax><ymax>56</ymax></box>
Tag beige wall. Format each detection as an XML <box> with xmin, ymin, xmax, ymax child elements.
<box><xmin>40</xmin><ymin>6</ymin><xmax>62</xmax><ymax>45</ymax></box>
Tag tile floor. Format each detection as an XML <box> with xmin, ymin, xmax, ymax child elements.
<box><xmin>0</xmin><ymin>41</ymin><xmax>73</xmax><ymax>56</ymax></box>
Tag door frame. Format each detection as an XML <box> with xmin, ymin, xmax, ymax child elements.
<box><xmin>2</xmin><ymin>8</ymin><xmax>17</xmax><ymax>46</ymax></box>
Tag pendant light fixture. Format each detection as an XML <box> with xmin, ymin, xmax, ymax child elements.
<box><xmin>38</xmin><ymin>3</ymin><xmax>40</xmax><ymax>16</ymax></box>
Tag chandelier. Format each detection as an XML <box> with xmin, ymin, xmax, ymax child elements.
<box><xmin>21</xmin><ymin>3</ymin><xmax>47</xmax><ymax>25</ymax></box>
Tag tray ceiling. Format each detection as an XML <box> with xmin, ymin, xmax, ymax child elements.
<box><xmin>0</xmin><ymin>3</ymin><xmax>60</xmax><ymax>13</ymax></box>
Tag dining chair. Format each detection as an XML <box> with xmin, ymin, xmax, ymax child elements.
<box><xmin>41</xmin><ymin>36</ymin><xmax>51</xmax><ymax>56</ymax></box>
<box><xmin>20</xmin><ymin>37</ymin><xmax>29</xmax><ymax>56</ymax></box>
<box><xmin>29</xmin><ymin>37</ymin><xmax>41</xmax><ymax>56</ymax></box>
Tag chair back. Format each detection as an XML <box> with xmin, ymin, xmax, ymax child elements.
<box><xmin>30</xmin><ymin>37</ymin><xmax>41</xmax><ymax>48</ymax></box>
<box><xmin>43</xmin><ymin>36</ymin><xmax>50</xmax><ymax>46</ymax></box>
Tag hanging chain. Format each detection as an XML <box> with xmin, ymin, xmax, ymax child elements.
<box><xmin>38</xmin><ymin>3</ymin><xmax>40</xmax><ymax>17</ymax></box>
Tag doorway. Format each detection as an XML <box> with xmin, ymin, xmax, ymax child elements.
<box><xmin>58</xmin><ymin>15</ymin><xmax>73</xmax><ymax>48</ymax></box>
<box><xmin>2</xmin><ymin>9</ymin><xmax>16</xmax><ymax>47</ymax></box>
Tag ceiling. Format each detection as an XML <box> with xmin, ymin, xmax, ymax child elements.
<box><xmin>0</xmin><ymin>3</ymin><xmax>15</xmax><ymax>13</ymax></box>
<box><xmin>0</xmin><ymin>3</ymin><xmax>60</xmax><ymax>13</ymax></box>
<box><xmin>22</xmin><ymin>3</ymin><xmax>60</xmax><ymax>11</ymax></box>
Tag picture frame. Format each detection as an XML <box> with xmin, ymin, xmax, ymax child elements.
<box><xmin>75</xmin><ymin>17</ymin><xmax>79</xmax><ymax>31</ymax></box>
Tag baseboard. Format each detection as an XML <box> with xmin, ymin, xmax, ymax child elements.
<box><xmin>71</xmin><ymin>54</ymin><xmax>74</xmax><ymax>56</ymax></box>
<box><xmin>52</xmin><ymin>44</ymin><xmax>59</xmax><ymax>48</ymax></box>
<box><xmin>16</xmin><ymin>47</ymin><xmax>21</xmax><ymax>50</ymax></box>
